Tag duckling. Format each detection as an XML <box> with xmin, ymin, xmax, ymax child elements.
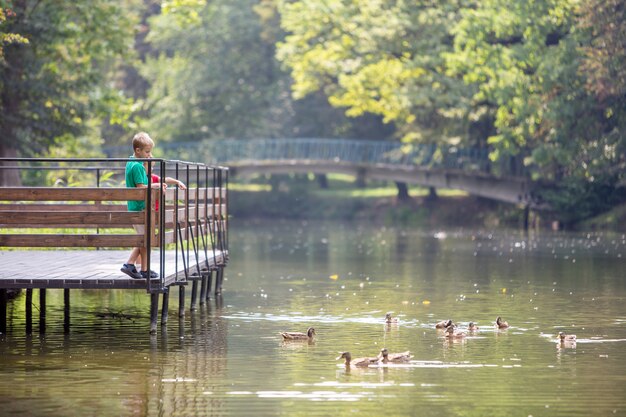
<box><xmin>281</xmin><ymin>327</ymin><xmax>316</xmax><ymax>341</ymax></box>
<box><xmin>336</xmin><ymin>351</ymin><xmax>378</xmax><ymax>368</ymax></box>
<box><xmin>495</xmin><ymin>316</ymin><xmax>509</xmax><ymax>329</ymax></box>
<box><xmin>445</xmin><ymin>325</ymin><xmax>467</xmax><ymax>339</ymax></box>
<box><xmin>385</xmin><ymin>313</ymin><xmax>399</xmax><ymax>324</ymax></box>
<box><xmin>558</xmin><ymin>332</ymin><xmax>576</xmax><ymax>342</ymax></box>
<box><xmin>378</xmin><ymin>348</ymin><xmax>413</xmax><ymax>363</ymax></box>
<box><xmin>468</xmin><ymin>322</ymin><xmax>479</xmax><ymax>331</ymax></box>
<box><xmin>435</xmin><ymin>319</ymin><xmax>453</xmax><ymax>329</ymax></box>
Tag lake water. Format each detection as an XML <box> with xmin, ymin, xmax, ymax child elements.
<box><xmin>0</xmin><ymin>220</ymin><xmax>625</xmax><ymax>416</ymax></box>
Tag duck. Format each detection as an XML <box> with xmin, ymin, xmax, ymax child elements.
<box><xmin>281</xmin><ymin>327</ymin><xmax>316</xmax><ymax>341</ymax></box>
<box><xmin>336</xmin><ymin>351</ymin><xmax>378</xmax><ymax>368</ymax></box>
<box><xmin>385</xmin><ymin>313</ymin><xmax>399</xmax><ymax>324</ymax></box>
<box><xmin>378</xmin><ymin>348</ymin><xmax>412</xmax><ymax>363</ymax></box>
<box><xmin>468</xmin><ymin>322</ymin><xmax>479</xmax><ymax>331</ymax></box>
<box><xmin>558</xmin><ymin>332</ymin><xmax>576</xmax><ymax>342</ymax></box>
<box><xmin>445</xmin><ymin>326</ymin><xmax>467</xmax><ymax>339</ymax></box>
<box><xmin>495</xmin><ymin>316</ymin><xmax>509</xmax><ymax>329</ymax></box>
<box><xmin>435</xmin><ymin>319</ymin><xmax>454</xmax><ymax>329</ymax></box>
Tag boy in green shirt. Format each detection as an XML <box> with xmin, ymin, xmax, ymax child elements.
<box><xmin>120</xmin><ymin>132</ymin><xmax>161</xmax><ymax>279</ymax></box>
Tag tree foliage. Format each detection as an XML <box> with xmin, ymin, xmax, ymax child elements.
<box><xmin>276</xmin><ymin>0</ymin><xmax>626</xmax><ymax>220</ymax></box>
<box><xmin>143</xmin><ymin>0</ymin><xmax>293</xmax><ymax>143</ymax></box>
<box><xmin>276</xmin><ymin>0</ymin><xmax>473</xmax><ymax>144</ymax></box>
<box><xmin>143</xmin><ymin>0</ymin><xmax>386</xmax><ymax>148</ymax></box>
<box><xmin>0</xmin><ymin>0</ymin><xmax>624</xmax><ymax>220</ymax></box>
<box><xmin>0</xmin><ymin>0</ymin><xmax>137</xmax><ymax>162</ymax></box>
<box><xmin>0</xmin><ymin>6</ymin><xmax>27</xmax><ymax>60</ymax></box>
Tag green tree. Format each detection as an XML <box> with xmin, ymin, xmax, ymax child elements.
<box><xmin>447</xmin><ymin>0</ymin><xmax>626</xmax><ymax>219</ymax></box>
<box><xmin>0</xmin><ymin>0</ymin><xmax>136</xmax><ymax>184</ymax></box>
<box><xmin>143</xmin><ymin>0</ymin><xmax>288</xmax><ymax>143</ymax></box>
<box><xmin>276</xmin><ymin>0</ymin><xmax>473</xmax><ymax>145</ymax></box>
<box><xmin>143</xmin><ymin>0</ymin><xmax>393</xmax><ymax>154</ymax></box>
<box><xmin>445</xmin><ymin>0</ymin><xmax>581</xmax><ymax>171</ymax></box>
<box><xmin>576</xmin><ymin>0</ymin><xmax>626</xmax><ymax>184</ymax></box>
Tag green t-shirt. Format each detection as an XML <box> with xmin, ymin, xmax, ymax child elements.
<box><xmin>125</xmin><ymin>156</ymin><xmax>148</xmax><ymax>211</ymax></box>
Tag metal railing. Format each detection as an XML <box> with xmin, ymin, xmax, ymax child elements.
<box><xmin>0</xmin><ymin>158</ymin><xmax>229</xmax><ymax>293</ymax></box>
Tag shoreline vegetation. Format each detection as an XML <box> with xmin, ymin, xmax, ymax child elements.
<box><xmin>228</xmin><ymin>175</ymin><xmax>626</xmax><ymax>232</ymax></box>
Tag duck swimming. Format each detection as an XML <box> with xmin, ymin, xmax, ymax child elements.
<box><xmin>435</xmin><ymin>319</ymin><xmax>453</xmax><ymax>329</ymax></box>
<box><xmin>337</xmin><ymin>352</ymin><xmax>378</xmax><ymax>367</ymax></box>
<box><xmin>495</xmin><ymin>317</ymin><xmax>509</xmax><ymax>329</ymax></box>
<box><xmin>281</xmin><ymin>327</ymin><xmax>316</xmax><ymax>341</ymax></box>
<box><xmin>378</xmin><ymin>348</ymin><xmax>412</xmax><ymax>363</ymax></box>
<box><xmin>558</xmin><ymin>332</ymin><xmax>576</xmax><ymax>342</ymax></box>
<box><xmin>445</xmin><ymin>326</ymin><xmax>467</xmax><ymax>339</ymax></box>
<box><xmin>468</xmin><ymin>322</ymin><xmax>479</xmax><ymax>331</ymax></box>
<box><xmin>385</xmin><ymin>313</ymin><xmax>399</xmax><ymax>324</ymax></box>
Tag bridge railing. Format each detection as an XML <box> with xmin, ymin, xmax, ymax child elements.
<box><xmin>166</xmin><ymin>138</ymin><xmax>496</xmax><ymax>174</ymax></box>
<box><xmin>104</xmin><ymin>138</ymin><xmax>528</xmax><ymax>177</ymax></box>
<box><xmin>0</xmin><ymin>158</ymin><xmax>229</xmax><ymax>293</ymax></box>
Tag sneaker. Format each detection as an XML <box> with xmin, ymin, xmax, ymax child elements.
<box><xmin>140</xmin><ymin>270</ymin><xmax>159</xmax><ymax>279</ymax></box>
<box><xmin>121</xmin><ymin>263</ymin><xmax>142</xmax><ymax>279</ymax></box>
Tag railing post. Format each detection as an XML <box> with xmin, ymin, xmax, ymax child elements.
<box><xmin>145</xmin><ymin>160</ymin><xmax>152</xmax><ymax>293</ymax></box>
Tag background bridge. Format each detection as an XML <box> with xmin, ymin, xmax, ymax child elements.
<box><xmin>107</xmin><ymin>138</ymin><xmax>544</xmax><ymax>208</ymax></box>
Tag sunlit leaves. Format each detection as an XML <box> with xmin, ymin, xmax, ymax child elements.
<box><xmin>277</xmin><ymin>0</ymin><xmax>465</xmax><ymax>139</ymax></box>
<box><xmin>329</xmin><ymin>59</ymin><xmax>422</xmax><ymax>124</ymax></box>
<box><xmin>161</xmin><ymin>0</ymin><xmax>206</xmax><ymax>25</ymax></box>
<box><xmin>446</xmin><ymin>0</ymin><xmax>580</xmax><ymax>165</ymax></box>
<box><xmin>0</xmin><ymin>6</ymin><xmax>28</xmax><ymax>62</ymax></box>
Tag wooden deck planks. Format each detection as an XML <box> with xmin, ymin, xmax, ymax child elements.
<box><xmin>0</xmin><ymin>250</ymin><xmax>226</xmax><ymax>291</ymax></box>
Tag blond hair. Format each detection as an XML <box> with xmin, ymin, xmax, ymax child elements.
<box><xmin>132</xmin><ymin>132</ymin><xmax>154</xmax><ymax>151</ymax></box>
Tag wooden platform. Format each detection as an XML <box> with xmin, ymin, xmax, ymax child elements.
<box><xmin>0</xmin><ymin>250</ymin><xmax>227</xmax><ymax>291</ymax></box>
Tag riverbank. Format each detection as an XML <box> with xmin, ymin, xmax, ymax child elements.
<box><xmin>230</xmin><ymin>189</ymin><xmax>526</xmax><ymax>229</ymax></box>
<box><xmin>229</xmin><ymin>187</ymin><xmax>626</xmax><ymax>232</ymax></box>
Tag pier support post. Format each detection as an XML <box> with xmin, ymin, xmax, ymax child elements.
<box><xmin>149</xmin><ymin>293</ymin><xmax>159</xmax><ymax>335</ymax></box>
<box><xmin>161</xmin><ymin>289</ymin><xmax>169</xmax><ymax>327</ymax></box>
<box><xmin>190</xmin><ymin>281</ymin><xmax>198</xmax><ymax>311</ymax></box>
<box><xmin>0</xmin><ymin>289</ymin><xmax>6</xmax><ymax>334</ymax></box>
<box><xmin>523</xmin><ymin>205</ymin><xmax>530</xmax><ymax>232</ymax></box>
<box><xmin>63</xmin><ymin>289</ymin><xmax>70</xmax><ymax>334</ymax></box>
<box><xmin>26</xmin><ymin>289</ymin><xmax>32</xmax><ymax>335</ymax></box>
<box><xmin>200</xmin><ymin>274</ymin><xmax>207</xmax><ymax>305</ymax></box>
<box><xmin>215</xmin><ymin>268</ymin><xmax>223</xmax><ymax>296</ymax></box>
<box><xmin>178</xmin><ymin>286</ymin><xmax>185</xmax><ymax>318</ymax></box>
<box><xmin>39</xmin><ymin>289</ymin><xmax>46</xmax><ymax>334</ymax></box>
<box><xmin>206</xmin><ymin>270</ymin><xmax>213</xmax><ymax>301</ymax></box>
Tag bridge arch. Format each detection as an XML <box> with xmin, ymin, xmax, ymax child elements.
<box><xmin>106</xmin><ymin>138</ymin><xmax>544</xmax><ymax>208</ymax></box>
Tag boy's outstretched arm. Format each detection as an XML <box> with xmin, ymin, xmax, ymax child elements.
<box><xmin>165</xmin><ymin>177</ymin><xmax>186</xmax><ymax>189</ymax></box>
